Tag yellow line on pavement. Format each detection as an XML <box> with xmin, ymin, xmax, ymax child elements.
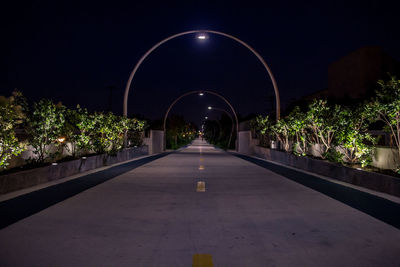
<box><xmin>192</xmin><ymin>254</ymin><xmax>213</xmax><ymax>267</ymax></box>
<box><xmin>196</xmin><ymin>181</ymin><xmax>206</xmax><ymax>192</ymax></box>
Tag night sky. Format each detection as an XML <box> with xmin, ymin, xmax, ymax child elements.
<box><xmin>1</xmin><ymin>1</ymin><xmax>399</xmax><ymax>126</ymax></box>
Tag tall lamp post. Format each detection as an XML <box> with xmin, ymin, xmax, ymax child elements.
<box><xmin>123</xmin><ymin>30</ymin><xmax>281</xmax><ymax>121</ymax></box>
<box><xmin>207</xmin><ymin>106</ymin><xmax>235</xmax><ymax>149</ymax></box>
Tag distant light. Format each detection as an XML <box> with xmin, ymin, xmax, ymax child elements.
<box><xmin>205</xmin><ymin>116</ymin><xmax>208</xmax><ymax>119</ymax></box>
<box><xmin>356</xmin><ymin>168</ymin><xmax>362</xmax><ymax>170</ymax></box>
<box><xmin>57</xmin><ymin>137</ymin><xmax>66</xmax><ymax>143</ymax></box>
<box><xmin>52</xmin><ymin>162</ymin><xmax>58</xmax><ymax>166</ymax></box>
<box><xmin>208</xmin><ymin>106</ymin><xmax>212</xmax><ymax>110</ymax></box>
<box><xmin>199</xmin><ymin>92</ymin><xmax>204</xmax><ymax>96</ymax></box>
<box><xmin>82</xmin><ymin>157</ymin><xmax>87</xmax><ymax>159</ymax></box>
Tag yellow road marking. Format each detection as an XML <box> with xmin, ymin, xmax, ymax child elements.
<box><xmin>198</xmin><ymin>165</ymin><xmax>204</xmax><ymax>170</ymax></box>
<box><xmin>196</xmin><ymin>181</ymin><xmax>206</xmax><ymax>192</ymax></box>
<box><xmin>192</xmin><ymin>254</ymin><xmax>213</xmax><ymax>267</ymax></box>
<box><xmin>199</xmin><ymin>158</ymin><xmax>204</xmax><ymax>162</ymax></box>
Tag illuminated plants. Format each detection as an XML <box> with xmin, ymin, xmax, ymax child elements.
<box><xmin>252</xmin><ymin>115</ymin><xmax>273</xmax><ymax>148</ymax></box>
<box><xmin>371</xmin><ymin>76</ymin><xmax>400</xmax><ymax>172</ymax></box>
<box><xmin>335</xmin><ymin>105</ymin><xmax>376</xmax><ymax>167</ymax></box>
<box><xmin>0</xmin><ymin>92</ymin><xmax>26</xmax><ymax>169</ymax></box>
<box><xmin>91</xmin><ymin>112</ymin><xmax>129</xmax><ymax>154</ymax></box>
<box><xmin>306</xmin><ymin>99</ymin><xmax>342</xmax><ymax>159</ymax></box>
<box><xmin>270</xmin><ymin>117</ymin><xmax>293</xmax><ymax>152</ymax></box>
<box><xmin>0</xmin><ymin>92</ymin><xmax>147</xmax><ymax>171</ymax></box>
<box><xmin>27</xmin><ymin>99</ymin><xmax>65</xmax><ymax>163</ymax></box>
<box><xmin>126</xmin><ymin>118</ymin><xmax>147</xmax><ymax>147</ymax></box>
<box><xmin>62</xmin><ymin>105</ymin><xmax>96</xmax><ymax>157</ymax></box>
<box><xmin>287</xmin><ymin>107</ymin><xmax>308</xmax><ymax>156</ymax></box>
<box><xmin>252</xmin><ymin>99</ymin><xmax>376</xmax><ymax>167</ymax></box>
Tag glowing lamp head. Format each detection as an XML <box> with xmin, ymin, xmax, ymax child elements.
<box><xmin>205</xmin><ymin>116</ymin><xmax>208</xmax><ymax>120</ymax></box>
<box><xmin>208</xmin><ymin>106</ymin><xmax>212</xmax><ymax>110</ymax></box>
<box><xmin>199</xmin><ymin>92</ymin><xmax>204</xmax><ymax>96</ymax></box>
<box><xmin>57</xmin><ymin>137</ymin><xmax>66</xmax><ymax>143</ymax></box>
<box><xmin>196</xmin><ymin>33</ymin><xmax>208</xmax><ymax>40</ymax></box>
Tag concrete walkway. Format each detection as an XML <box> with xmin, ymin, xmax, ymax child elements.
<box><xmin>0</xmin><ymin>139</ymin><xmax>399</xmax><ymax>266</ymax></box>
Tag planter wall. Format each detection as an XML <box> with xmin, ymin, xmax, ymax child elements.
<box><xmin>0</xmin><ymin>145</ymin><xmax>148</xmax><ymax>195</ymax></box>
<box><xmin>254</xmin><ymin>146</ymin><xmax>400</xmax><ymax>197</ymax></box>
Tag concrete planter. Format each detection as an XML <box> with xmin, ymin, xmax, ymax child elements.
<box><xmin>254</xmin><ymin>146</ymin><xmax>400</xmax><ymax>197</ymax></box>
<box><xmin>0</xmin><ymin>146</ymin><xmax>148</xmax><ymax>195</ymax></box>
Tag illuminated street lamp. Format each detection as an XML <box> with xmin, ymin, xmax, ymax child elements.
<box><xmin>207</xmin><ymin>106</ymin><xmax>212</xmax><ymax>110</ymax></box>
<box><xmin>205</xmin><ymin>116</ymin><xmax>208</xmax><ymax>120</ymax></box>
<box><xmin>196</xmin><ymin>33</ymin><xmax>208</xmax><ymax>40</ymax></box>
<box><xmin>199</xmin><ymin>92</ymin><xmax>204</xmax><ymax>96</ymax></box>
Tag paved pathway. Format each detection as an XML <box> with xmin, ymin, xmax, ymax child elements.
<box><xmin>0</xmin><ymin>139</ymin><xmax>400</xmax><ymax>266</ymax></box>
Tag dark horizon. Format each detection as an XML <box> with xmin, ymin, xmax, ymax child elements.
<box><xmin>1</xmin><ymin>1</ymin><xmax>400</xmax><ymax>126</ymax></box>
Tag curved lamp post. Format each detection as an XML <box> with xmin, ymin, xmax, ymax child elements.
<box><xmin>123</xmin><ymin>30</ymin><xmax>281</xmax><ymax>120</ymax></box>
<box><xmin>163</xmin><ymin>90</ymin><xmax>239</xmax><ymax>150</ymax></box>
<box><xmin>207</xmin><ymin>106</ymin><xmax>235</xmax><ymax>149</ymax></box>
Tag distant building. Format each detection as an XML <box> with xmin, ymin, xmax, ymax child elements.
<box><xmin>299</xmin><ymin>46</ymin><xmax>400</xmax><ymax>104</ymax></box>
<box><xmin>327</xmin><ymin>46</ymin><xmax>400</xmax><ymax>99</ymax></box>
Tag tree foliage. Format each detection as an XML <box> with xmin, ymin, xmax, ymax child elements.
<box><xmin>127</xmin><ymin>118</ymin><xmax>147</xmax><ymax>147</ymax></box>
<box><xmin>372</xmin><ymin>76</ymin><xmax>400</xmax><ymax>171</ymax></box>
<box><xmin>91</xmin><ymin>112</ymin><xmax>128</xmax><ymax>154</ymax></box>
<box><xmin>27</xmin><ymin>99</ymin><xmax>65</xmax><ymax>163</ymax></box>
<box><xmin>270</xmin><ymin>118</ymin><xmax>293</xmax><ymax>152</ymax></box>
<box><xmin>0</xmin><ymin>92</ymin><xmax>26</xmax><ymax>169</ymax></box>
<box><xmin>252</xmin><ymin>98</ymin><xmax>378</xmax><ymax>167</ymax></box>
<box><xmin>334</xmin><ymin>105</ymin><xmax>376</xmax><ymax>166</ymax></box>
<box><xmin>306</xmin><ymin>100</ymin><xmax>342</xmax><ymax>159</ymax></box>
<box><xmin>62</xmin><ymin>105</ymin><xmax>96</xmax><ymax>157</ymax></box>
<box><xmin>287</xmin><ymin>107</ymin><xmax>308</xmax><ymax>156</ymax></box>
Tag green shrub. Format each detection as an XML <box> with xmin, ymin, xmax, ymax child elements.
<box><xmin>0</xmin><ymin>92</ymin><xmax>26</xmax><ymax>169</ymax></box>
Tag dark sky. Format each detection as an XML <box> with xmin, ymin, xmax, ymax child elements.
<box><xmin>1</xmin><ymin>1</ymin><xmax>399</xmax><ymax>126</ymax></box>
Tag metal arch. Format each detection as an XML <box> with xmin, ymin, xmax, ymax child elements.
<box><xmin>123</xmin><ymin>30</ymin><xmax>281</xmax><ymax>120</ymax></box>
<box><xmin>162</xmin><ymin>90</ymin><xmax>239</xmax><ymax>150</ymax></box>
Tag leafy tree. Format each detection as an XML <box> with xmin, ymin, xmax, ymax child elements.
<box><xmin>61</xmin><ymin>105</ymin><xmax>96</xmax><ymax>157</ymax></box>
<box><xmin>270</xmin><ymin>117</ymin><xmax>293</xmax><ymax>152</ymax></box>
<box><xmin>127</xmin><ymin>118</ymin><xmax>146</xmax><ymax>147</ymax></box>
<box><xmin>371</xmin><ymin>76</ymin><xmax>400</xmax><ymax>171</ymax></box>
<box><xmin>27</xmin><ymin>99</ymin><xmax>65</xmax><ymax>163</ymax></box>
<box><xmin>306</xmin><ymin>99</ymin><xmax>341</xmax><ymax>159</ymax></box>
<box><xmin>335</xmin><ymin>105</ymin><xmax>376</xmax><ymax>166</ymax></box>
<box><xmin>252</xmin><ymin>115</ymin><xmax>273</xmax><ymax>147</ymax></box>
<box><xmin>0</xmin><ymin>92</ymin><xmax>26</xmax><ymax>169</ymax></box>
<box><xmin>92</xmin><ymin>112</ymin><xmax>128</xmax><ymax>154</ymax></box>
<box><xmin>287</xmin><ymin>106</ymin><xmax>308</xmax><ymax>156</ymax></box>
